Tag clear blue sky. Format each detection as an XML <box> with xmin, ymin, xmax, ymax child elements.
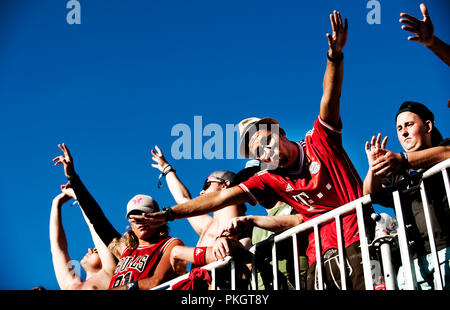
<box><xmin>0</xmin><ymin>0</ymin><xmax>448</xmax><ymax>290</ymax></box>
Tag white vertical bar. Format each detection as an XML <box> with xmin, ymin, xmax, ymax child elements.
<box><xmin>292</xmin><ymin>234</ymin><xmax>301</xmax><ymax>290</ymax></box>
<box><xmin>379</xmin><ymin>243</ymin><xmax>396</xmax><ymax>290</ymax></box>
<box><xmin>272</xmin><ymin>241</ymin><xmax>279</xmax><ymax>290</ymax></box>
<box><xmin>335</xmin><ymin>215</ymin><xmax>347</xmax><ymax>290</ymax></box>
<box><xmin>211</xmin><ymin>267</ymin><xmax>216</xmax><ymax>290</ymax></box>
<box><xmin>314</xmin><ymin>225</ymin><xmax>324</xmax><ymax>290</ymax></box>
<box><xmin>442</xmin><ymin>169</ymin><xmax>450</xmax><ymax>210</ymax></box>
<box><xmin>355</xmin><ymin>202</ymin><xmax>374</xmax><ymax>290</ymax></box>
<box><xmin>392</xmin><ymin>190</ymin><xmax>417</xmax><ymax>289</ymax></box>
<box><xmin>251</xmin><ymin>249</ymin><xmax>257</xmax><ymax>290</ymax></box>
<box><xmin>419</xmin><ymin>181</ymin><xmax>443</xmax><ymax>290</ymax></box>
<box><xmin>230</xmin><ymin>260</ymin><xmax>236</xmax><ymax>290</ymax></box>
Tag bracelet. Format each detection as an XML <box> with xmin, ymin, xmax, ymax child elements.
<box><xmin>327</xmin><ymin>51</ymin><xmax>344</xmax><ymax>64</ymax></box>
<box><xmin>158</xmin><ymin>165</ymin><xmax>175</xmax><ymax>188</ymax></box>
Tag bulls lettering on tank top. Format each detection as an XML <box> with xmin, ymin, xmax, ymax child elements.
<box><xmin>109</xmin><ymin>237</ymin><xmax>177</xmax><ymax>288</ymax></box>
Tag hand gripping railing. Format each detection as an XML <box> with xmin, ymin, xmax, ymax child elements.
<box><xmin>152</xmin><ymin>158</ymin><xmax>450</xmax><ymax>290</ymax></box>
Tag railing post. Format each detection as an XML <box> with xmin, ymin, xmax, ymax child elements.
<box><xmin>230</xmin><ymin>260</ymin><xmax>236</xmax><ymax>290</ymax></box>
<box><xmin>211</xmin><ymin>267</ymin><xmax>216</xmax><ymax>290</ymax></box>
<box><xmin>355</xmin><ymin>202</ymin><xmax>374</xmax><ymax>290</ymax></box>
<box><xmin>442</xmin><ymin>168</ymin><xmax>450</xmax><ymax>210</ymax></box>
<box><xmin>379</xmin><ymin>241</ymin><xmax>396</xmax><ymax>290</ymax></box>
<box><xmin>314</xmin><ymin>225</ymin><xmax>324</xmax><ymax>290</ymax></box>
<box><xmin>250</xmin><ymin>248</ymin><xmax>258</xmax><ymax>290</ymax></box>
<box><xmin>392</xmin><ymin>190</ymin><xmax>417</xmax><ymax>289</ymax></box>
<box><xmin>335</xmin><ymin>215</ymin><xmax>347</xmax><ymax>290</ymax></box>
<box><xmin>272</xmin><ymin>241</ymin><xmax>279</xmax><ymax>290</ymax></box>
<box><xmin>292</xmin><ymin>234</ymin><xmax>301</xmax><ymax>290</ymax></box>
<box><xmin>419</xmin><ymin>180</ymin><xmax>444</xmax><ymax>290</ymax></box>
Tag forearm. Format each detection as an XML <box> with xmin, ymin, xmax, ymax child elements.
<box><xmin>165</xmin><ymin>171</ymin><xmax>192</xmax><ymax>204</ymax></box>
<box><xmin>363</xmin><ymin>170</ymin><xmax>383</xmax><ymax>195</ymax></box>
<box><xmin>49</xmin><ymin>199</ymin><xmax>82</xmax><ymax>289</ymax></box>
<box><xmin>319</xmin><ymin>53</ymin><xmax>343</xmax><ymax>127</ymax></box>
<box><xmin>170</xmin><ymin>186</ymin><xmax>249</xmax><ymax>220</ymax></box>
<box><xmin>406</xmin><ymin>146</ymin><xmax>450</xmax><ymax>169</ymax></box>
<box><xmin>49</xmin><ymin>200</ymin><xmax>69</xmax><ymax>255</ymax></box>
<box><xmin>248</xmin><ymin>214</ymin><xmax>303</xmax><ymax>233</ymax></box>
<box><xmin>68</xmin><ymin>174</ymin><xmax>121</xmax><ymax>246</ymax></box>
<box><xmin>427</xmin><ymin>36</ymin><xmax>450</xmax><ymax>66</ymax></box>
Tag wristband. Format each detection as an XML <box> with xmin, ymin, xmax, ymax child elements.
<box><xmin>193</xmin><ymin>246</ymin><xmax>207</xmax><ymax>266</ymax></box>
<box><xmin>400</xmin><ymin>152</ymin><xmax>409</xmax><ymax>169</ymax></box>
<box><xmin>327</xmin><ymin>51</ymin><xmax>344</xmax><ymax>64</ymax></box>
<box><xmin>158</xmin><ymin>165</ymin><xmax>175</xmax><ymax>188</ymax></box>
<box><xmin>162</xmin><ymin>207</ymin><xmax>175</xmax><ymax>222</ymax></box>
<box><xmin>126</xmin><ymin>280</ymin><xmax>139</xmax><ymax>291</ymax></box>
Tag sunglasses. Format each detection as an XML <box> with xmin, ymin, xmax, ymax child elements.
<box><xmin>202</xmin><ymin>179</ymin><xmax>225</xmax><ymax>191</ymax></box>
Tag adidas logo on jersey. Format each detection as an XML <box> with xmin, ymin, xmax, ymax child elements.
<box><xmin>286</xmin><ymin>183</ymin><xmax>294</xmax><ymax>192</ymax></box>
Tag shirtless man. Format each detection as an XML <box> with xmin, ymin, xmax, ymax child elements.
<box><xmin>151</xmin><ymin>146</ymin><xmax>250</xmax><ymax>268</ymax></box>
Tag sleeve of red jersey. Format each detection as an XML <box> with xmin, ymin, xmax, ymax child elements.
<box><xmin>314</xmin><ymin>115</ymin><xmax>344</xmax><ymax>150</ymax></box>
<box><xmin>237</xmin><ymin>173</ymin><xmax>272</xmax><ymax>206</ymax></box>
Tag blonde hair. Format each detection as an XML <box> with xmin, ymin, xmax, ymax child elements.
<box><xmin>108</xmin><ymin>225</ymin><xmax>170</xmax><ymax>257</ymax></box>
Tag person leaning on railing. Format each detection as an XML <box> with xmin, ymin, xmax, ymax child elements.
<box><xmin>130</xmin><ymin>10</ymin><xmax>372</xmax><ymax>290</ymax></box>
<box><xmin>150</xmin><ymin>145</ymin><xmax>251</xmax><ymax>289</ymax></box>
<box><xmin>363</xmin><ymin>101</ymin><xmax>450</xmax><ymax>290</ymax></box>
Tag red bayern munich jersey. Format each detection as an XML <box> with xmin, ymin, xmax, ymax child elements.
<box><xmin>238</xmin><ymin>116</ymin><xmax>366</xmax><ymax>265</ymax></box>
<box><xmin>109</xmin><ymin>237</ymin><xmax>177</xmax><ymax>288</ymax></box>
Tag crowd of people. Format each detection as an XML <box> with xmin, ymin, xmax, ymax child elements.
<box><xmin>49</xmin><ymin>4</ymin><xmax>449</xmax><ymax>291</ymax></box>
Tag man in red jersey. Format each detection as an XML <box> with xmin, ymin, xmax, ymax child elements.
<box><xmin>133</xmin><ymin>10</ymin><xmax>369</xmax><ymax>290</ymax></box>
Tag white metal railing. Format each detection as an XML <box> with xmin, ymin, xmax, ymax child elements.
<box><xmin>153</xmin><ymin>158</ymin><xmax>450</xmax><ymax>290</ymax></box>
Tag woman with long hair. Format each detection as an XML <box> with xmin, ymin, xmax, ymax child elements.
<box><xmin>53</xmin><ymin>143</ymin><xmax>186</xmax><ymax>290</ymax></box>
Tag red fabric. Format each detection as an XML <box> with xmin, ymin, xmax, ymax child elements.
<box><xmin>171</xmin><ymin>267</ymin><xmax>211</xmax><ymax>290</ymax></box>
<box><xmin>239</xmin><ymin>116</ymin><xmax>368</xmax><ymax>265</ymax></box>
<box><xmin>109</xmin><ymin>237</ymin><xmax>176</xmax><ymax>288</ymax></box>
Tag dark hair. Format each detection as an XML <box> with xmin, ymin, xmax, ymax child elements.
<box><xmin>396</xmin><ymin>101</ymin><xmax>443</xmax><ymax>146</ymax></box>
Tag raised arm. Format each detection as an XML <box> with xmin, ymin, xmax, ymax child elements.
<box><xmin>151</xmin><ymin>146</ymin><xmax>213</xmax><ymax>236</ymax></box>
<box><xmin>53</xmin><ymin>143</ymin><xmax>121</xmax><ymax>249</ymax></box>
<box><xmin>400</xmin><ymin>3</ymin><xmax>450</xmax><ymax>66</ymax></box>
<box><xmin>319</xmin><ymin>10</ymin><xmax>348</xmax><ymax>128</ymax></box>
<box><xmin>151</xmin><ymin>145</ymin><xmax>192</xmax><ymax>204</ymax></box>
<box><xmin>49</xmin><ymin>191</ymin><xmax>83</xmax><ymax>290</ymax></box>
<box><xmin>60</xmin><ymin>183</ymin><xmax>117</xmax><ymax>275</ymax></box>
<box><xmin>129</xmin><ymin>186</ymin><xmax>250</xmax><ymax>228</ymax></box>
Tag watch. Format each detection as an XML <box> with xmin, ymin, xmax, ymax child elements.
<box><xmin>126</xmin><ymin>280</ymin><xmax>139</xmax><ymax>291</ymax></box>
<box><xmin>162</xmin><ymin>207</ymin><xmax>175</xmax><ymax>222</ymax></box>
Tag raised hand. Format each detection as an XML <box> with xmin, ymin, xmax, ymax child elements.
<box><xmin>60</xmin><ymin>182</ymin><xmax>77</xmax><ymax>200</ymax></box>
<box><xmin>326</xmin><ymin>10</ymin><xmax>348</xmax><ymax>57</ymax></box>
<box><xmin>53</xmin><ymin>143</ymin><xmax>76</xmax><ymax>178</ymax></box>
<box><xmin>400</xmin><ymin>3</ymin><xmax>434</xmax><ymax>47</ymax></box>
<box><xmin>364</xmin><ymin>133</ymin><xmax>388</xmax><ymax>168</ymax></box>
<box><xmin>150</xmin><ymin>145</ymin><xmax>169</xmax><ymax>172</ymax></box>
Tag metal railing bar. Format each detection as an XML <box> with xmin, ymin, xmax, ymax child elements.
<box><xmin>392</xmin><ymin>190</ymin><xmax>417</xmax><ymax>290</ymax></box>
<box><xmin>335</xmin><ymin>215</ymin><xmax>347</xmax><ymax>290</ymax></box>
<box><xmin>419</xmin><ymin>181</ymin><xmax>443</xmax><ymax>290</ymax></box>
<box><xmin>355</xmin><ymin>201</ymin><xmax>373</xmax><ymax>290</ymax></box>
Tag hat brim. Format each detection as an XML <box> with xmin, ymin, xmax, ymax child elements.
<box><xmin>239</xmin><ymin>118</ymin><xmax>279</xmax><ymax>158</ymax></box>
